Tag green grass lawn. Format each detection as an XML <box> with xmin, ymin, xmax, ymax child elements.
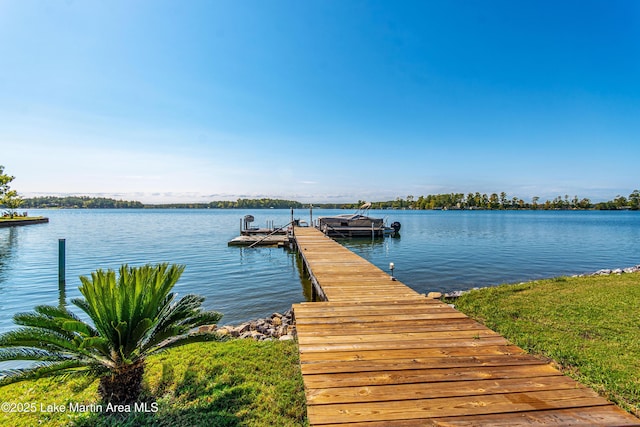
<box><xmin>450</xmin><ymin>273</ymin><xmax>640</xmax><ymax>416</ymax></box>
<box><xmin>0</xmin><ymin>339</ymin><xmax>307</xmax><ymax>427</ymax></box>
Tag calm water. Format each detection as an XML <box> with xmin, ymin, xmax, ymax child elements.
<box><xmin>1</xmin><ymin>209</ymin><xmax>639</xmax><ymax>338</ymax></box>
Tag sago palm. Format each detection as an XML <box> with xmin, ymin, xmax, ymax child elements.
<box><xmin>0</xmin><ymin>263</ymin><xmax>223</xmax><ymax>406</ymax></box>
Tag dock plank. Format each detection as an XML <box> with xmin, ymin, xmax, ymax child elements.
<box><xmin>317</xmin><ymin>406</ymin><xmax>640</xmax><ymax>427</ymax></box>
<box><xmin>298</xmin><ymin>337</ymin><xmax>511</xmax><ymax>353</ymax></box>
<box><xmin>306</xmin><ymin>375</ymin><xmax>585</xmax><ymax>405</ymax></box>
<box><xmin>301</xmin><ymin>365</ymin><xmax>564</xmax><ymax>389</ymax></box>
<box><xmin>306</xmin><ymin>389</ymin><xmax>612</xmax><ymax>424</ymax></box>
<box><xmin>299</xmin><ymin>354</ymin><xmax>550</xmax><ymax>375</ymax></box>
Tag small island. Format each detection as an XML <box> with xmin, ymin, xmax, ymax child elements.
<box><xmin>0</xmin><ymin>165</ymin><xmax>49</xmax><ymax>227</ymax></box>
<box><xmin>0</xmin><ymin>214</ymin><xmax>49</xmax><ymax>228</ymax></box>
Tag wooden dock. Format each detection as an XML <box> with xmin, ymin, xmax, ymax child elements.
<box><xmin>292</xmin><ymin>226</ymin><xmax>640</xmax><ymax>426</ymax></box>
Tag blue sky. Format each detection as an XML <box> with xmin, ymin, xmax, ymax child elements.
<box><xmin>1</xmin><ymin>0</ymin><xmax>638</xmax><ymax>203</ymax></box>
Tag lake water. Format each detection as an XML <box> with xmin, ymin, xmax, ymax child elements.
<box><xmin>1</xmin><ymin>209</ymin><xmax>639</xmax><ymax>337</ymax></box>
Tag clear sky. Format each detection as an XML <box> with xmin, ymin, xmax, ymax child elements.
<box><xmin>1</xmin><ymin>0</ymin><xmax>638</xmax><ymax>204</ymax></box>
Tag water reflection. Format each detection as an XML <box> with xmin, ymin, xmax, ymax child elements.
<box><xmin>338</xmin><ymin>236</ymin><xmax>393</xmax><ymax>262</ymax></box>
<box><xmin>290</xmin><ymin>248</ymin><xmax>315</xmax><ymax>302</ymax></box>
<box><xmin>58</xmin><ymin>280</ymin><xmax>67</xmax><ymax>309</ymax></box>
<box><xmin>0</xmin><ymin>227</ymin><xmax>18</xmax><ymax>283</ymax></box>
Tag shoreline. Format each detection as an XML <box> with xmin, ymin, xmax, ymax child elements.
<box><xmin>0</xmin><ymin>217</ymin><xmax>49</xmax><ymax>227</ymax></box>
<box><xmin>214</xmin><ymin>264</ymin><xmax>640</xmax><ymax>335</ymax></box>
<box><xmin>200</xmin><ymin>309</ymin><xmax>296</xmax><ymax>341</ymax></box>
<box><xmin>443</xmin><ymin>264</ymin><xmax>640</xmax><ymax>298</ymax></box>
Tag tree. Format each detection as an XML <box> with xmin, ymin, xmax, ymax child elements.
<box><xmin>0</xmin><ymin>165</ymin><xmax>14</xmax><ymax>197</ymax></box>
<box><xmin>489</xmin><ymin>193</ymin><xmax>500</xmax><ymax>210</ymax></box>
<box><xmin>0</xmin><ymin>165</ymin><xmax>23</xmax><ymax>218</ymax></box>
<box><xmin>0</xmin><ymin>263</ymin><xmax>223</xmax><ymax>407</ymax></box>
<box><xmin>578</xmin><ymin>198</ymin><xmax>592</xmax><ymax>209</ymax></box>
<box><xmin>465</xmin><ymin>193</ymin><xmax>475</xmax><ymax>208</ymax></box>
<box><xmin>613</xmin><ymin>195</ymin><xmax>628</xmax><ymax>209</ymax></box>
<box><xmin>499</xmin><ymin>192</ymin><xmax>508</xmax><ymax>209</ymax></box>
<box><xmin>629</xmin><ymin>190</ymin><xmax>640</xmax><ymax>210</ymax></box>
<box><xmin>2</xmin><ymin>190</ymin><xmax>24</xmax><ymax>217</ymax></box>
<box><xmin>406</xmin><ymin>195</ymin><xmax>414</xmax><ymax>209</ymax></box>
<box><xmin>531</xmin><ymin>196</ymin><xmax>540</xmax><ymax>210</ymax></box>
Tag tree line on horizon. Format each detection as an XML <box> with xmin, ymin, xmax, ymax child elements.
<box><xmin>363</xmin><ymin>190</ymin><xmax>640</xmax><ymax>211</ymax></box>
<box><xmin>20</xmin><ymin>191</ymin><xmax>640</xmax><ymax>210</ymax></box>
<box><xmin>22</xmin><ymin>196</ymin><xmax>144</xmax><ymax>209</ymax></box>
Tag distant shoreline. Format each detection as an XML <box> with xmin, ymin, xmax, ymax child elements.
<box><xmin>20</xmin><ymin>193</ymin><xmax>639</xmax><ymax>211</ymax></box>
<box><xmin>21</xmin><ymin>205</ymin><xmax>639</xmax><ymax>211</ymax></box>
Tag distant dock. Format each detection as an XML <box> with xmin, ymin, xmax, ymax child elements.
<box><xmin>0</xmin><ymin>217</ymin><xmax>49</xmax><ymax>228</ymax></box>
<box><xmin>228</xmin><ymin>214</ymin><xmax>292</xmax><ymax>246</ymax></box>
<box><xmin>227</xmin><ymin>234</ymin><xmax>290</xmax><ymax>247</ymax></box>
<box><xmin>291</xmin><ymin>226</ymin><xmax>640</xmax><ymax>426</ymax></box>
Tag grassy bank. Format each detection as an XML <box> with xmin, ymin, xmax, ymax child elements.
<box><xmin>450</xmin><ymin>273</ymin><xmax>640</xmax><ymax>416</ymax></box>
<box><xmin>0</xmin><ymin>215</ymin><xmax>46</xmax><ymax>221</ymax></box>
<box><xmin>0</xmin><ymin>339</ymin><xmax>307</xmax><ymax>427</ymax></box>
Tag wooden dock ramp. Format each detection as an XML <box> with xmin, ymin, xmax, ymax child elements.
<box><xmin>292</xmin><ymin>226</ymin><xmax>640</xmax><ymax>426</ymax></box>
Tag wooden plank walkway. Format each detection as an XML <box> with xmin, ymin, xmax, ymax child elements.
<box><xmin>292</xmin><ymin>226</ymin><xmax>640</xmax><ymax>426</ymax></box>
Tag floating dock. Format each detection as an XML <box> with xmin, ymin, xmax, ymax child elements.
<box><xmin>291</xmin><ymin>226</ymin><xmax>640</xmax><ymax>426</ymax></box>
<box><xmin>227</xmin><ymin>234</ymin><xmax>290</xmax><ymax>247</ymax></box>
<box><xmin>228</xmin><ymin>214</ymin><xmax>292</xmax><ymax>246</ymax></box>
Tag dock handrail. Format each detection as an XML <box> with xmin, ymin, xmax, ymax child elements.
<box><xmin>248</xmin><ymin>221</ymin><xmax>294</xmax><ymax>248</ymax></box>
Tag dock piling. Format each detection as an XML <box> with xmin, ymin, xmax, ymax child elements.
<box><xmin>58</xmin><ymin>239</ymin><xmax>66</xmax><ymax>307</ymax></box>
<box><xmin>58</xmin><ymin>238</ymin><xmax>66</xmax><ymax>285</ymax></box>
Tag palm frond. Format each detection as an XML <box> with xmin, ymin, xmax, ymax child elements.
<box><xmin>141</xmin><ymin>294</ymin><xmax>221</xmax><ymax>351</ymax></box>
<box><xmin>124</xmin><ymin>318</ymin><xmax>153</xmax><ymax>356</ymax></box>
<box><xmin>33</xmin><ymin>304</ymin><xmax>82</xmax><ymax>322</ymax></box>
<box><xmin>61</xmin><ymin>319</ymin><xmax>98</xmax><ymax>337</ymax></box>
<box><xmin>146</xmin><ymin>331</ymin><xmax>228</xmax><ymax>355</ymax></box>
<box><xmin>13</xmin><ymin>312</ymin><xmax>77</xmax><ymax>340</ymax></box>
<box><xmin>0</xmin><ymin>347</ymin><xmax>67</xmax><ymax>362</ymax></box>
<box><xmin>0</xmin><ymin>360</ymin><xmax>99</xmax><ymax>386</ymax></box>
<box><xmin>0</xmin><ymin>328</ymin><xmax>86</xmax><ymax>354</ymax></box>
<box><xmin>77</xmin><ymin>270</ymin><xmax>119</xmax><ymax>343</ymax></box>
<box><xmin>180</xmin><ymin>311</ymin><xmax>223</xmax><ymax>328</ymax></box>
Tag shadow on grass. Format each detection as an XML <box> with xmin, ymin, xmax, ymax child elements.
<box><xmin>74</xmin><ymin>365</ymin><xmax>253</xmax><ymax>427</ymax></box>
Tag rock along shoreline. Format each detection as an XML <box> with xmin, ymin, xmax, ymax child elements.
<box><xmin>442</xmin><ymin>264</ymin><xmax>640</xmax><ymax>299</ymax></box>
<box><xmin>199</xmin><ymin>309</ymin><xmax>296</xmax><ymax>342</ymax></box>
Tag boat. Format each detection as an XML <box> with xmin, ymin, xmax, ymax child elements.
<box><xmin>316</xmin><ymin>203</ymin><xmax>401</xmax><ymax>237</ymax></box>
